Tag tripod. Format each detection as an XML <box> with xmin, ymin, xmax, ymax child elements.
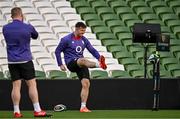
<box><xmin>149</xmin><ymin>52</ymin><xmax>160</xmax><ymax>111</ymax></box>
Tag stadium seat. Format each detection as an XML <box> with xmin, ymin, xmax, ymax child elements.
<box><xmin>160</xmin><ymin>14</ymin><xmax>179</xmax><ymax>25</ymax></box>
<box><xmin>35</xmin><ymin>26</ymin><xmax>53</xmax><ymax>34</ymax></box>
<box><xmin>172</xmin><ymin>70</ymin><xmax>180</xmax><ymax>78</ymax></box>
<box><xmin>102</xmin><ymin>39</ymin><xmax>122</xmax><ymax>47</ymax></box>
<box><xmin>21</xmin><ymin>8</ymin><xmax>39</xmax><ymax>14</ymax></box>
<box><xmin>68</xmin><ymin>72</ymin><xmax>78</xmax><ymax>79</ymax></box>
<box><xmin>0</xmin><ymin>47</ymin><xmax>7</xmax><ymax>59</ymax></box>
<box><xmin>48</xmin><ymin>20</ymin><xmax>67</xmax><ymax>29</ymax></box>
<box><xmin>29</xmin><ymin>20</ymin><xmax>47</xmax><ymax>27</ymax></box>
<box><xmin>105</xmin><ymin>58</ymin><xmax>120</xmax><ymax>65</ymax></box>
<box><xmin>130</xmin><ymin>69</ymin><xmax>144</xmax><ymax>78</ymax></box>
<box><xmin>90</xmin><ymin>69</ymin><xmax>109</xmax><ymax>79</ymax></box>
<box><xmin>26</xmin><ymin>14</ymin><xmax>44</xmax><ymax>21</ymax></box>
<box><xmin>170</xmin><ymin>46</ymin><xmax>180</xmax><ymax>57</ymax></box>
<box><xmin>150</xmin><ymin>69</ymin><xmax>172</xmax><ymax>78</ymax></box>
<box><xmin>106</xmin><ymin>19</ymin><xmax>125</xmax><ymax>29</ymax></box>
<box><xmin>148</xmin><ymin>0</ymin><xmax>167</xmax><ymax>9</ymax></box>
<box><xmin>120</xmin><ymin>58</ymin><xmax>139</xmax><ymax>66</ymax></box>
<box><xmin>155</xmin><ymin>7</ymin><xmax>174</xmax><ymax>17</ymax></box>
<box><xmin>135</xmin><ymin>7</ymin><xmax>154</xmax><ymax>17</ymax></box>
<box><xmin>171</xmin><ymin>26</ymin><xmax>180</xmax><ymax>39</ymax></box>
<box><xmin>39</xmin><ymin>7</ymin><xmax>58</xmax><ymax>14</ymax></box>
<box><xmin>111</xmin><ymin>70</ymin><xmax>131</xmax><ymax>78</ymax></box>
<box><xmin>1</xmin><ymin>6</ymin><xmax>10</xmax><ymax>15</ymax></box>
<box><xmin>168</xmin><ymin>2</ymin><xmax>180</xmax><ymax>16</ymax></box>
<box><xmin>88</xmin><ymin>39</ymin><xmax>102</xmax><ymax>46</ymax></box>
<box><xmin>133</xmin><ymin>51</ymin><xmax>144</xmax><ymax>64</ymax></box>
<box><xmin>41</xmin><ymin>40</ymin><xmax>59</xmax><ymax>47</ymax></box>
<box><xmin>89</xmin><ymin>1</ymin><xmax>109</xmax><ymax>11</ymax></box>
<box><xmin>87</xmin><ymin>20</ymin><xmax>106</xmax><ymax>29</ymax></box>
<box><xmin>96</xmin><ymin>7</ymin><xmax>114</xmax><ymax>18</ymax></box>
<box><xmin>52</xmin><ymin>1</ymin><xmax>71</xmax><ymax>8</ymax></box>
<box><xmin>52</xmin><ymin>26</ymin><xmax>71</xmax><ymax>37</ymax></box>
<box><xmin>0</xmin><ymin>71</ymin><xmax>5</xmax><ymax>80</ymax></box>
<box><xmin>0</xmin><ymin>2</ymin><xmax>14</xmax><ymax>8</ymax></box>
<box><xmin>0</xmin><ymin>64</ymin><xmax>10</xmax><ymax>79</ymax></box>
<box><xmin>111</xmin><ymin>26</ymin><xmax>131</xmax><ymax>37</ymax></box>
<box><xmin>71</xmin><ymin>0</ymin><xmax>90</xmax><ymax>8</ymax></box>
<box><xmin>140</xmin><ymin>13</ymin><xmax>159</xmax><ymax>22</ymax></box>
<box><xmin>35</xmin><ymin>70</ymin><xmax>46</xmax><ymax>79</ymax></box>
<box><xmin>31</xmin><ymin>46</ymin><xmax>47</xmax><ymax>53</ymax></box>
<box><xmin>91</xmin><ymin>26</ymin><xmax>111</xmax><ymax>36</ymax></box>
<box><xmin>100</xmin><ymin>13</ymin><xmax>120</xmax><ymax>25</ymax></box>
<box><xmin>15</xmin><ymin>1</ymin><xmax>34</xmax><ymax>8</ymax></box>
<box><xmin>170</xmin><ymin>39</ymin><xmax>180</xmax><ymax>46</ymax></box>
<box><xmin>128</xmin><ymin>1</ymin><xmax>147</xmax><ymax>10</ymax></box>
<box><xmin>36</xmin><ymin>58</ymin><xmax>57</xmax><ymax>67</ymax></box>
<box><xmin>81</xmin><ymin>33</ymin><xmax>95</xmax><ymax>40</ymax></box>
<box><xmin>113</xmin><ymin>50</ymin><xmax>133</xmax><ymax>59</ymax></box>
<box><xmin>114</xmin><ymin>7</ymin><xmax>134</xmax><ymax>17</ymax></box>
<box><xmin>107</xmin><ymin>45</ymin><xmax>127</xmax><ymax>54</ymax></box>
<box><xmin>126</xmin><ymin>64</ymin><xmax>143</xmax><ymax>74</ymax></box>
<box><xmin>161</xmin><ymin>58</ymin><xmax>179</xmax><ymax>70</ymax></box>
<box><xmin>166</xmin><ymin>64</ymin><xmax>180</xmax><ymax>75</ymax></box>
<box><xmin>167</xmin><ymin>0</ymin><xmax>180</xmax><ymax>10</ymax></box>
<box><xmin>107</xmin><ymin>0</ymin><xmax>127</xmax><ymax>11</ymax></box>
<box><xmin>120</xmin><ymin>13</ymin><xmax>139</xmax><ymax>23</ymax></box>
<box><xmin>41</xmin><ymin>64</ymin><xmax>67</xmax><ymax>78</ymax></box>
<box><xmin>159</xmin><ymin>52</ymin><xmax>175</xmax><ymax>59</ymax></box>
<box><xmin>48</xmin><ymin>70</ymin><xmax>67</xmax><ymax>79</ymax></box>
<box><xmin>38</xmin><ymin>33</ymin><xmax>57</xmax><ymax>41</ymax></box>
<box><xmin>43</xmin><ymin>14</ymin><xmax>63</xmax><ymax>22</ymax></box>
<box><xmin>96</xmin><ymin>32</ymin><xmax>116</xmax><ymax>41</ymax></box>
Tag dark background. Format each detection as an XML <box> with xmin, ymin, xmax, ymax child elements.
<box><xmin>0</xmin><ymin>78</ymin><xmax>180</xmax><ymax>110</ymax></box>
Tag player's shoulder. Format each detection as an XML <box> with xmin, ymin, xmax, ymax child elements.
<box><xmin>62</xmin><ymin>33</ymin><xmax>73</xmax><ymax>41</ymax></box>
<box><xmin>81</xmin><ymin>36</ymin><xmax>89</xmax><ymax>44</ymax></box>
<box><xmin>24</xmin><ymin>22</ymin><xmax>34</xmax><ymax>28</ymax></box>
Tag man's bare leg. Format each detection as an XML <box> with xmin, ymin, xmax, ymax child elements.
<box><xmin>80</xmin><ymin>78</ymin><xmax>91</xmax><ymax>112</ymax></box>
<box><xmin>77</xmin><ymin>58</ymin><xmax>97</xmax><ymax>68</ymax></box>
<box><xmin>12</xmin><ymin>80</ymin><xmax>22</xmax><ymax>113</ymax></box>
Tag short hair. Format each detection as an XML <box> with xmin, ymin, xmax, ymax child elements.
<box><xmin>11</xmin><ymin>7</ymin><xmax>22</xmax><ymax>18</ymax></box>
<box><xmin>75</xmin><ymin>22</ymin><xmax>86</xmax><ymax>28</ymax></box>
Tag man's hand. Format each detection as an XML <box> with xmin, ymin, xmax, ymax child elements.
<box><xmin>60</xmin><ymin>65</ymin><xmax>66</xmax><ymax>71</ymax></box>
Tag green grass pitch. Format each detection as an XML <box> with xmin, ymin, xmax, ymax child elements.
<box><xmin>1</xmin><ymin>110</ymin><xmax>180</xmax><ymax>119</ymax></box>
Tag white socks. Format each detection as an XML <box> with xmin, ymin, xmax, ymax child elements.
<box><xmin>81</xmin><ymin>102</ymin><xmax>86</xmax><ymax>109</ymax></box>
<box><xmin>33</xmin><ymin>102</ymin><xmax>41</xmax><ymax>112</ymax></box>
<box><xmin>14</xmin><ymin>105</ymin><xmax>20</xmax><ymax>113</ymax></box>
<box><xmin>14</xmin><ymin>103</ymin><xmax>41</xmax><ymax>113</ymax></box>
<box><xmin>95</xmin><ymin>62</ymin><xmax>100</xmax><ymax>68</ymax></box>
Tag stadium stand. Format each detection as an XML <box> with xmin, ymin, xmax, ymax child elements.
<box><xmin>0</xmin><ymin>0</ymin><xmax>125</xmax><ymax>79</ymax></box>
<box><xmin>0</xmin><ymin>0</ymin><xmax>180</xmax><ymax>79</ymax></box>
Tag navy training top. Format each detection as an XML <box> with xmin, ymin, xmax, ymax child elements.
<box><xmin>3</xmin><ymin>19</ymin><xmax>38</xmax><ymax>62</ymax></box>
<box><xmin>55</xmin><ymin>33</ymin><xmax>100</xmax><ymax>66</ymax></box>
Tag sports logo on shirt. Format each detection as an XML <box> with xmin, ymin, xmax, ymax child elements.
<box><xmin>76</xmin><ymin>46</ymin><xmax>82</xmax><ymax>53</ymax></box>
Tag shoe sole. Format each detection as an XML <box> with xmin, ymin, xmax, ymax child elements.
<box><xmin>34</xmin><ymin>114</ymin><xmax>52</xmax><ymax>117</ymax></box>
<box><xmin>80</xmin><ymin>111</ymin><xmax>91</xmax><ymax>113</ymax></box>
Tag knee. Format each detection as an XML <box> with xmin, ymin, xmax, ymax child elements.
<box><xmin>77</xmin><ymin>58</ymin><xmax>87</xmax><ymax>66</ymax></box>
<box><xmin>82</xmin><ymin>79</ymin><xmax>90</xmax><ymax>89</ymax></box>
<box><xmin>26</xmin><ymin>79</ymin><xmax>37</xmax><ymax>88</ymax></box>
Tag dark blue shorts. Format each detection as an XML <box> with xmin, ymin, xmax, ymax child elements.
<box><xmin>67</xmin><ymin>59</ymin><xmax>90</xmax><ymax>80</ymax></box>
<box><xmin>8</xmin><ymin>61</ymin><xmax>35</xmax><ymax>81</ymax></box>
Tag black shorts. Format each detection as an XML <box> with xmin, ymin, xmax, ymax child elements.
<box><xmin>8</xmin><ymin>61</ymin><xmax>35</xmax><ymax>81</ymax></box>
<box><xmin>67</xmin><ymin>59</ymin><xmax>90</xmax><ymax>80</ymax></box>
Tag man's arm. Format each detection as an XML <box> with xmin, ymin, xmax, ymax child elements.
<box><xmin>84</xmin><ymin>38</ymin><xmax>100</xmax><ymax>60</ymax></box>
<box><xmin>55</xmin><ymin>38</ymin><xmax>66</xmax><ymax>67</ymax></box>
<box><xmin>29</xmin><ymin>24</ymin><xmax>38</xmax><ymax>39</ymax></box>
